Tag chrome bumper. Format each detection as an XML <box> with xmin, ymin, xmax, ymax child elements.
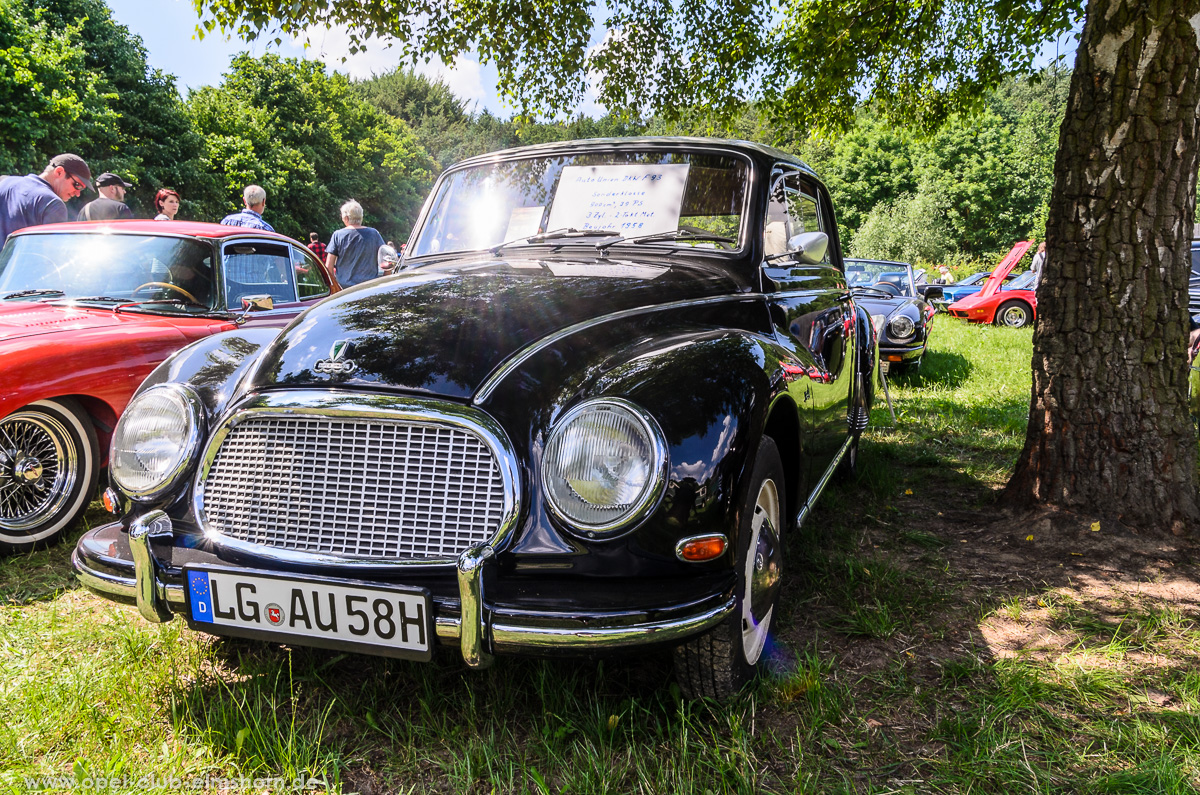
<box><xmin>73</xmin><ymin>513</ymin><xmax>735</xmax><ymax>667</ymax></box>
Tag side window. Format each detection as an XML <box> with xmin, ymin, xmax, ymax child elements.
<box><xmin>223</xmin><ymin>241</ymin><xmax>297</xmax><ymax>306</ymax></box>
<box><xmin>764</xmin><ymin>168</ymin><xmax>828</xmax><ymax>262</ymax></box>
<box><xmin>783</xmin><ymin>174</ymin><xmax>824</xmax><ymax>237</ymax></box>
<box><xmin>292</xmin><ymin>246</ymin><xmax>330</xmax><ymax>300</ymax></box>
<box><xmin>764</xmin><ymin>171</ymin><xmax>790</xmax><ymax>256</ymax></box>
<box><xmin>1191</xmin><ymin>247</ymin><xmax>1200</xmax><ymax>278</ymax></box>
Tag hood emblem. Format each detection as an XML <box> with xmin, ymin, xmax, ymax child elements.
<box><xmin>315</xmin><ymin>339</ymin><xmax>358</xmax><ymax>375</ymax></box>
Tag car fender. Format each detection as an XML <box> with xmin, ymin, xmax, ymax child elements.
<box><xmin>133</xmin><ymin>327</ymin><xmax>283</xmax><ymax>419</ymax></box>
<box><xmin>483</xmin><ymin>317</ymin><xmax>800</xmax><ymax>574</ymax></box>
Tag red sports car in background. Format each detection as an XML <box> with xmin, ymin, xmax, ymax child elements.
<box><xmin>0</xmin><ymin>221</ymin><xmax>340</xmax><ymax>552</ymax></box>
<box><xmin>947</xmin><ymin>241</ymin><xmax>1037</xmax><ymax>328</ymax></box>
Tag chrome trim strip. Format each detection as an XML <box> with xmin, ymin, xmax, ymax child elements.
<box><xmin>490</xmin><ymin>595</ymin><xmax>736</xmax><ymax>651</ymax></box>
<box><xmin>474</xmin><ymin>294</ymin><xmax>759</xmax><ymax>404</ymax></box>
<box><xmin>456</xmin><ymin>545</ymin><xmax>495</xmax><ymax>669</ymax></box>
<box><xmin>114</xmin><ymin>384</ymin><xmax>207</xmax><ymax>501</ymax></box>
<box><xmin>674</xmin><ymin>533</ymin><xmax>729</xmax><ymax>562</ymax></box>
<box><xmin>193</xmin><ymin>391</ymin><xmax>522</xmax><ymax>568</ymax></box>
<box><xmin>128</xmin><ymin>511</ymin><xmax>175</xmax><ymax>623</ymax></box>
<box><xmin>73</xmin><ymin>553</ymin><xmax>188</xmax><ymax>606</ymax></box>
<box><xmin>541</xmin><ymin>398</ymin><xmax>669</xmax><ymax>539</ymax></box>
<box><xmin>795</xmin><ymin>435</ymin><xmax>854</xmax><ymax>529</ymax></box>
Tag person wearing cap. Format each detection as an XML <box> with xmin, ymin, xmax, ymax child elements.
<box><xmin>0</xmin><ymin>153</ymin><xmax>92</xmax><ymax>245</ymax></box>
<box><xmin>220</xmin><ymin>184</ymin><xmax>274</xmax><ymax>232</ymax></box>
<box><xmin>78</xmin><ymin>172</ymin><xmax>135</xmax><ymax>221</ymax></box>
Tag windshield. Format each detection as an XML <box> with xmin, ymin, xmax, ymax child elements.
<box><xmin>845</xmin><ymin>260</ymin><xmax>916</xmax><ymax>295</ymax></box>
<box><xmin>409</xmin><ymin>150</ymin><xmax>749</xmax><ymax>258</ymax></box>
<box><xmin>0</xmin><ymin>232</ymin><xmax>216</xmax><ymax>310</ymax></box>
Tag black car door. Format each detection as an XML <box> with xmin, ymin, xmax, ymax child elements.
<box><xmin>762</xmin><ymin>168</ymin><xmax>854</xmax><ymax>487</ymax></box>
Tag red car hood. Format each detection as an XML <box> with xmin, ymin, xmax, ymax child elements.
<box><xmin>0</xmin><ymin>301</ymin><xmax>216</xmax><ymax>343</ymax></box>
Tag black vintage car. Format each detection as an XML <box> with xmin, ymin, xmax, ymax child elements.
<box><xmin>846</xmin><ymin>258</ymin><xmax>941</xmax><ymax>374</ymax></box>
<box><xmin>73</xmin><ymin>138</ymin><xmax>877</xmax><ymax>699</ymax></box>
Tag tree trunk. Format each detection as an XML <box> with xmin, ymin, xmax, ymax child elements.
<box><xmin>1005</xmin><ymin>0</ymin><xmax>1200</xmax><ymax>534</ymax></box>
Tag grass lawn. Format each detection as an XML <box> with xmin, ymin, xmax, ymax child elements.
<box><xmin>2</xmin><ymin>319</ymin><xmax>1198</xmax><ymax>794</ymax></box>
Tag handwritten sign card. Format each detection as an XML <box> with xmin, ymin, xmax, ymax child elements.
<box><xmin>546</xmin><ymin>164</ymin><xmax>691</xmax><ymax>236</ymax></box>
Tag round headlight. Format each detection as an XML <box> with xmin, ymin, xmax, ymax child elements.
<box><xmin>888</xmin><ymin>314</ymin><xmax>916</xmax><ymax>340</ymax></box>
<box><xmin>542</xmin><ymin>398</ymin><xmax>668</xmax><ymax>538</ymax></box>
<box><xmin>111</xmin><ymin>384</ymin><xmax>205</xmax><ymax>499</ymax></box>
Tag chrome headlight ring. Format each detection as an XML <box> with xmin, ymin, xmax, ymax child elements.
<box><xmin>888</xmin><ymin>314</ymin><xmax>916</xmax><ymax>341</ymax></box>
<box><xmin>110</xmin><ymin>383</ymin><xmax>206</xmax><ymax>501</ymax></box>
<box><xmin>541</xmin><ymin>397</ymin><xmax>669</xmax><ymax>540</ymax></box>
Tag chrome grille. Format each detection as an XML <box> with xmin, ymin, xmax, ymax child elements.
<box><xmin>198</xmin><ymin>415</ymin><xmax>507</xmax><ymax>559</ymax></box>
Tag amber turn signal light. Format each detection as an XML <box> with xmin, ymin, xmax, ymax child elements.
<box><xmin>101</xmin><ymin>488</ymin><xmax>120</xmax><ymax>514</ymax></box>
<box><xmin>675</xmin><ymin>534</ymin><xmax>728</xmax><ymax>562</ymax></box>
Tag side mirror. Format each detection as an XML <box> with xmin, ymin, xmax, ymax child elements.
<box><xmin>919</xmin><ymin>285</ymin><xmax>944</xmax><ymax>301</ymax></box>
<box><xmin>787</xmin><ymin>231</ymin><xmax>829</xmax><ymax>264</ymax></box>
<box><xmin>234</xmin><ymin>294</ymin><xmax>273</xmax><ymax>325</ymax></box>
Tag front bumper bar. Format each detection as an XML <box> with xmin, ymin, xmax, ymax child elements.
<box><xmin>73</xmin><ymin>513</ymin><xmax>735</xmax><ymax>668</ymax></box>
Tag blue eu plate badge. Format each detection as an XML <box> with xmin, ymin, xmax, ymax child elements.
<box><xmin>188</xmin><ymin>570</ymin><xmax>214</xmax><ymax>623</ymax></box>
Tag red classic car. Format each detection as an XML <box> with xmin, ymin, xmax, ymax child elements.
<box><xmin>946</xmin><ymin>241</ymin><xmax>1037</xmax><ymax>327</ymax></box>
<box><xmin>0</xmin><ymin>220</ymin><xmax>340</xmax><ymax>552</ymax></box>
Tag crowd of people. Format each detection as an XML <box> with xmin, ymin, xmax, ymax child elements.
<box><xmin>0</xmin><ymin>152</ymin><xmax>398</xmax><ymax>288</ymax></box>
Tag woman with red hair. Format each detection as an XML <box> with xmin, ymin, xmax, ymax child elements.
<box><xmin>154</xmin><ymin>188</ymin><xmax>181</xmax><ymax>220</ymax></box>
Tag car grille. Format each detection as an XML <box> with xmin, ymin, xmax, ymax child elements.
<box><xmin>198</xmin><ymin>415</ymin><xmax>509</xmax><ymax>560</ymax></box>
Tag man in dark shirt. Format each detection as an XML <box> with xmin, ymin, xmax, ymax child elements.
<box><xmin>326</xmin><ymin>200</ymin><xmax>385</xmax><ymax>288</ymax></box>
<box><xmin>308</xmin><ymin>232</ymin><xmax>326</xmax><ymax>260</ymax></box>
<box><xmin>78</xmin><ymin>173</ymin><xmax>135</xmax><ymax>221</ymax></box>
<box><xmin>0</xmin><ymin>153</ymin><xmax>92</xmax><ymax>245</ymax></box>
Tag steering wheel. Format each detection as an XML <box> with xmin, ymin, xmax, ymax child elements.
<box><xmin>132</xmin><ymin>281</ymin><xmax>200</xmax><ymax>305</ymax></box>
<box><xmin>875</xmin><ymin>282</ymin><xmax>901</xmax><ymax>297</ymax></box>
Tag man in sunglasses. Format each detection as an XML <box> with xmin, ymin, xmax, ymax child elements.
<box><xmin>0</xmin><ymin>153</ymin><xmax>93</xmax><ymax>246</ymax></box>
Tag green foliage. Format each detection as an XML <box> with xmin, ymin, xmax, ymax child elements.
<box><xmin>190</xmin><ymin>0</ymin><xmax>1083</xmax><ymax>137</ymax></box>
<box><xmin>22</xmin><ymin>0</ymin><xmax>212</xmax><ymax>217</ymax></box>
<box><xmin>354</xmin><ymin>68</ymin><xmax>649</xmax><ymax>173</ymax></box>
<box><xmin>849</xmin><ymin>191</ymin><xmax>955</xmax><ymax>264</ymax></box>
<box><xmin>0</xmin><ymin>0</ymin><xmax>111</xmax><ymax>174</ymax></box>
<box><xmin>186</xmin><ymin>54</ymin><xmax>436</xmax><ymax>242</ymax></box>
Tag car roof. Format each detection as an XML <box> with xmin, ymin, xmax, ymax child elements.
<box><xmin>450</xmin><ymin>136</ymin><xmax>819</xmax><ymax>180</ymax></box>
<box><xmin>11</xmin><ymin>219</ymin><xmax>302</xmax><ymax>244</ymax></box>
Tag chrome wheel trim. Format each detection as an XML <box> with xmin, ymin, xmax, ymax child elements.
<box><xmin>741</xmin><ymin>477</ymin><xmax>782</xmax><ymax>665</ymax></box>
<box><xmin>0</xmin><ymin>410</ymin><xmax>79</xmax><ymax>533</ymax></box>
<box><xmin>1001</xmin><ymin>305</ymin><xmax>1029</xmax><ymax>327</ymax></box>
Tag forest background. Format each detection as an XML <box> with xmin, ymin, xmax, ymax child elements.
<box><xmin>0</xmin><ymin>0</ymin><xmax>1069</xmax><ymax>270</ymax></box>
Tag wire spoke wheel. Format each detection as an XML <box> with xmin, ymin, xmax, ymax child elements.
<box><xmin>0</xmin><ymin>410</ymin><xmax>79</xmax><ymax>532</ymax></box>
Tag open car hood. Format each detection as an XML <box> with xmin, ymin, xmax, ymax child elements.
<box><xmin>241</xmin><ymin>257</ymin><xmax>746</xmax><ymax>400</ymax></box>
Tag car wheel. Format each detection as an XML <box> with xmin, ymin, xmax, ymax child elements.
<box><xmin>996</xmin><ymin>301</ymin><xmax>1032</xmax><ymax>328</ymax></box>
<box><xmin>0</xmin><ymin>398</ymin><xmax>99</xmax><ymax>553</ymax></box>
<box><xmin>674</xmin><ymin>437</ymin><xmax>785</xmax><ymax>700</ymax></box>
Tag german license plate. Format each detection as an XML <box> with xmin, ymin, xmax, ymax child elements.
<box><xmin>184</xmin><ymin>566</ymin><xmax>433</xmax><ymax>661</ymax></box>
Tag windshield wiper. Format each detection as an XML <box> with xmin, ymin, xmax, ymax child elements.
<box><xmin>490</xmin><ymin>227</ymin><xmax>620</xmax><ymax>256</ymax></box>
<box><xmin>114</xmin><ymin>297</ymin><xmax>209</xmax><ymax>313</ymax></box>
<box><xmin>66</xmin><ymin>295</ymin><xmax>125</xmax><ymax>303</ymax></box>
<box><xmin>596</xmin><ymin>228</ymin><xmax>736</xmax><ymax>251</ymax></box>
<box><xmin>3</xmin><ymin>288</ymin><xmax>65</xmax><ymax>300</ymax></box>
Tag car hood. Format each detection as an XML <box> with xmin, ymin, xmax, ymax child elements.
<box><xmin>0</xmin><ymin>301</ymin><xmax>139</xmax><ymax>343</ymax></box>
<box><xmin>854</xmin><ymin>294</ymin><xmax>922</xmax><ymax>318</ymax></box>
<box><xmin>242</xmin><ymin>257</ymin><xmax>747</xmax><ymax>400</ymax></box>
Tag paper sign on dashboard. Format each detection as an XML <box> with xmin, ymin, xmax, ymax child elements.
<box><xmin>547</xmin><ymin>164</ymin><xmax>690</xmax><ymax>236</ymax></box>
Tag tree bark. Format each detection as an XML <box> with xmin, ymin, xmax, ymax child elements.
<box><xmin>1005</xmin><ymin>0</ymin><xmax>1200</xmax><ymax>533</ymax></box>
